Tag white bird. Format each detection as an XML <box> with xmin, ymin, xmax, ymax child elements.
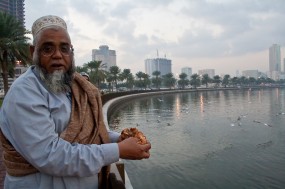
<box><xmin>157</xmin><ymin>98</ymin><xmax>163</xmax><ymax>102</ymax></box>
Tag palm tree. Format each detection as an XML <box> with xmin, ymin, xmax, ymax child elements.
<box><xmin>230</xmin><ymin>77</ymin><xmax>239</xmax><ymax>87</ymax></box>
<box><xmin>142</xmin><ymin>73</ymin><xmax>150</xmax><ymax>90</ymax></box>
<box><xmin>178</xmin><ymin>72</ymin><xmax>189</xmax><ymax>89</ymax></box>
<box><xmin>119</xmin><ymin>69</ymin><xmax>130</xmax><ymax>82</ymax></box>
<box><xmin>75</xmin><ymin>65</ymin><xmax>88</xmax><ymax>73</ymax></box>
<box><xmin>248</xmin><ymin>77</ymin><xmax>256</xmax><ymax>86</ymax></box>
<box><xmin>239</xmin><ymin>76</ymin><xmax>248</xmax><ymax>86</ymax></box>
<box><xmin>152</xmin><ymin>71</ymin><xmax>161</xmax><ymax>89</ymax></box>
<box><xmin>109</xmin><ymin>66</ymin><xmax>121</xmax><ymax>91</ymax></box>
<box><xmin>163</xmin><ymin>73</ymin><xmax>176</xmax><ymax>89</ymax></box>
<box><xmin>86</xmin><ymin>60</ymin><xmax>106</xmax><ymax>88</ymax></box>
<box><xmin>222</xmin><ymin>74</ymin><xmax>231</xmax><ymax>87</ymax></box>
<box><xmin>212</xmin><ymin>75</ymin><xmax>221</xmax><ymax>87</ymax></box>
<box><xmin>256</xmin><ymin>77</ymin><xmax>266</xmax><ymax>85</ymax></box>
<box><xmin>265</xmin><ymin>77</ymin><xmax>274</xmax><ymax>85</ymax></box>
<box><xmin>119</xmin><ymin>69</ymin><xmax>133</xmax><ymax>90</ymax></box>
<box><xmin>0</xmin><ymin>12</ymin><xmax>31</xmax><ymax>95</ymax></box>
<box><xmin>190</xmin><ymin>74</ymin><xmax>201</xmax><ymax>89</ymax></box>
<box><xmin>135</xmin><ymin>71</ymin><xmax>144</xmax><ymax>90</ymax></box>
<box><xmin>201</xmin><ymin>74</ymin><xmax>211</xmax><ymax>88</ymax></box>
<box><xmin>126</xmin><ymin>74</ymin><xmax>134</xmax><ymax>90</ymax></box>
<box><xmin>105</xmin><ymin>73</ymin><xmax>114</xmax><ymax>92</ymax></box>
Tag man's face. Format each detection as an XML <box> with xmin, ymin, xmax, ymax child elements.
<box><xmin>30</xmin><ymin>28</ymin><xmax>75</xmax><ymax>93</ymax></box>
<box><xmin>33</xmin><ymin>28</ymin><xmax>73</xmax><ymax>74</ymax></box>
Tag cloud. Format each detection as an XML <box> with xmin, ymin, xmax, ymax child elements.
<box><xmin>25</xmin><ymin>0</ymin><xmax>285</xmax><ymax>76</ymax></box>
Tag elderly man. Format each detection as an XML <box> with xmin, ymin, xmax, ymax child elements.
<box><xmin>0</xmin><ymin>15</ymin><xmax>151</xmax><ymax>189</ymax></box>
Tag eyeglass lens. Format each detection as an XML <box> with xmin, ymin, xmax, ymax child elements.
<box><xmin>40</xmin><ymin>44</ymin><xmax>73</xmax><ymax>56</ymax></box>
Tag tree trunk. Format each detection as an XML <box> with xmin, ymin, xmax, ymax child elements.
<box><xmin>1</xmin><ymin>51</ymin><xmax>9</xmax><ymax>96</ymax></box>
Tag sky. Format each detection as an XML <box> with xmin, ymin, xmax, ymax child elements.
<box><xmin>24</xmin><ymin>0</ymin><xmax>285</xmax><ymax>77</ymax></box>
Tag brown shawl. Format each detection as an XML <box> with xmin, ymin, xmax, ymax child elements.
<box><xmin>0</xmin><ymin>72</ymin><xmax>110</xmax><ymax>186</ymax></box>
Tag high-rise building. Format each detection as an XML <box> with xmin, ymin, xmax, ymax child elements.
<box><xmin>92</xmin><ymin>45</ymin><xmax>116</xmax><ymax>71</ymax></box>
<box><xmin>181</xmin><ymin>67</ymin><xmax>192</xmax><ymax>80</ymax></box>
<box><xmin>269</xmin><ymin>44</ymin><xmax>281</xmax><ymax>73</ymax></box>
<box><xmin>0</xmin><ymin>0</ymin><xmax>25</xmax><ymax>27</ymax></box>
<box><xmin>235</xmin><ymin>70</ymin><xmax>240</xmax><ymax>77</ymax></box>
<box><xmin>242</xmin><ymin>70</ymin><xmax>259</xmax><ymax>79</ymax></box>
<box><xmin>283</xmin><ymin>58</ymin><xmax>285</xmax><ymax>73</ymax></box>
<box><xmin>145</xmin><ymin>58</ymin><xmax>172</xmax><ymax>77</ymax></box>
<box><xmin>198</xmin><ymin>69</ymin><xmax>215</xmax><ymax>78</ymax></box>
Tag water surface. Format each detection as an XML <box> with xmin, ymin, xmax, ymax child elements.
<box><xmin>110</xmin><ymin>88</ymin><xmax>285</xmax><ymax>189</ymax></box>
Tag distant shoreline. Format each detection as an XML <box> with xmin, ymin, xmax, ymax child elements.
<box><xmin>101</xmin><ymin>85</ymin><xmax>285</xmax><ymax>105</ymax></box>
<box><xmin>102</xmin><ymin>85</ymin><xmax>285</xmax><ymax>130</ymax></box>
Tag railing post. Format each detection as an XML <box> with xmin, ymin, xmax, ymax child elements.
<box><xmin>116</xmin><ymin>160</ymin><xmax>125</xmax><ymax>184</ymax></box>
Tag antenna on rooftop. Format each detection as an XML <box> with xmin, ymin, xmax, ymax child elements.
<box><xmin>157</xmin><ymin>49</ymin><xmax>159</xmax><ymax>58</ymax></box>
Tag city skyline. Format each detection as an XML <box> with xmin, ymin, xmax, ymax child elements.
<box><xmin>22</xmin><ymin>1</ymin><xmax>285</xmax><ymax>76</ymax></box>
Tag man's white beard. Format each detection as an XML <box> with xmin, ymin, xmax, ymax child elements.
<box><xmin>40</xmin><ymin>70</ymin><xmax>70</xmax><ymax>94</ymax></box>
<box><xmin>33</xmin><ymin>53</ymin><xmax>75</xmax><ymax>94</ymax></box>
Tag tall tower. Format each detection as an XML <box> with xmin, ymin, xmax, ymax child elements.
<box><xmin>283</xmin><ymin>58</ymin><xmax>285</xmax><ymax>73</ymax></box>
<box><xmin>92</xmin><ymin>45</ymin><xmax>116</xmax><ymax>71</ymax></box>
<box><xmin>145</xmin><ymin>58</ymin><xmax>172</xmax><ymax>77</ymax></box>
<box><xmin>181</xmin><ymin>67</ymin><xmax>192</xmax><ymax>80</ymax></box>
<box><xmin>198</xmin><ymin>69</ymin><xmax>215</xmax><ymax>78</ymax></box>
<box><xmin>269</xmin><ymin>44</ymin><xmax>281</xmax><ymax>72</ymax></box>
<box><xmin>0</xmin><ymin>0</ymin><xmax>25</xmax><ymax>27</ymax></box>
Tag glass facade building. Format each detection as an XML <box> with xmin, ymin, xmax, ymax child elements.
<box><xmin>198</xmin><ymin>69</ymin><xmax>215</xmax><ymax>78</ymax></box>
<box><xmin>181</xmin><ymin>67</ymin><xmax>192</xmax><ymax>80</ymax></box>
<box><xmin>269</xmin><ymin>44</ymin><xmax>281</xmax><ymax>72</ymax></box>
<box><xmin>0</xmin><ymin>0</ymin><xmax>25</xmax><ymax>27</ymax></box>
<box><xmin>92</xmin><ymin>45</ymin><xmax>116</xmax><ymax>71</ymax></box>
<box><xmin>145</xmin><ymin>58</ymin><xmax>172</xmax><ymax>77</ymax></box>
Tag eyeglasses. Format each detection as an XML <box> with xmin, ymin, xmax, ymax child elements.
<box><xmin>40</xmin><ymin>44</ymin><xmax>74</xmax><ymax>57</ymax></box>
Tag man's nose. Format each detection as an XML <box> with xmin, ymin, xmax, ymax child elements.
<box><xmin>52</xmin><ymin>47</ymin><xmax>63</xmax><ymax>57</ymax></box>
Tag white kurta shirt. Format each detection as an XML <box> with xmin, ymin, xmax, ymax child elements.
<box><xmin>0</xmin><ymin>66</ymin><xmax>120</xmax><ymax>189</ymax></box>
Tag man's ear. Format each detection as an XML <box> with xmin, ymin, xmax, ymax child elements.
<box><xmin>29</xmin><ymin>45</ymin><xmax>35</xmax><ymax>57</ymax></box>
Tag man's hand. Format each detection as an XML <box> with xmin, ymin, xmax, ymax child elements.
<box><xmin>118</xmin><ymin>137</ymin><xmax>151</xmax><ymax>160</ymax></box>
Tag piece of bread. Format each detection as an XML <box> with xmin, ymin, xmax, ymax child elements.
<box><xmin>121</xmin><ymin>127</ymin><xmax>147</xmax><ymax>144</ymax></box>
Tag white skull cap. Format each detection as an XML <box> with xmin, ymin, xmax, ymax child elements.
<box><xmin>32</xmin><ymin>15</ymin><xmax>67</xmax><ymax>37</ymax></box>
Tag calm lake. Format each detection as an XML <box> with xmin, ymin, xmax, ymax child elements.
<box><xmin>109</xmin><ymin>88</ymin><xmax>285</xmax><ymax>189</ymax></box>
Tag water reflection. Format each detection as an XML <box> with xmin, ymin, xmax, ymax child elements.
<box><xmin>199</xmin><ymin>94</ymin><xmax>204</xmax><ymax>114</ymax></box>
<box><xmin>109</xmin><ymin>88</ymin><xmax>285</xmax><ymax>189</ymax></box>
